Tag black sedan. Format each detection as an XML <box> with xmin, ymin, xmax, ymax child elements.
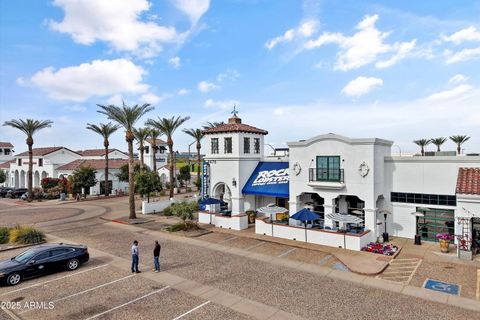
<box><xmin>0</xmin><ymin>243</ymin><xmax>89</xmax><ymax>286</ymax></box>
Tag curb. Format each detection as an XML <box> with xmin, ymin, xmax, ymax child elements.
<box><xmin>0</xmin><ymin>241</ymin><xmax>45</xmax><ymax>253</ymax></box>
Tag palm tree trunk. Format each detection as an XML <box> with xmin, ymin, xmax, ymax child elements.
<box><xmin>127</xmin><ymin>139</ymin><xmax>136</xmax><ymax>219</ymax></box>
<box><xmin>437</xmin><ymin>145</ymin><xmax>440</xmax><ymax>152</ymax></box>
<box><xmin>104</xmin><ymin>145</ymin><xmax>109</xmax><ymax>197</ymax></box>
<box><xmin>196</xmin><ymin>145</ymin><xmax>201</xmax><ymax>188</ymax></box>
<box><xmin>168</xmin><ymin>144</ymin><xmax>174</xmax><ymax>199</ymax></box>
<box><xmin>27</xmin><ymin>139</ymin><xmax>33</xmax><ymax>202</ymax></box>
<box><xmin>457</xmin><ymin>145</ymin><xmax>461</xmax><ymax>155</ymax></box>
<box><xmin>152</xmin><ymin>143</ymin><xmax>157</xmax><ymax>172</ymax></box>
<box><xmin>421</xmin><ymin>146</ymin><xmax>425</xmax><ymax>156</ymax></box>
<box><xmin>139</xmin><ymin>145</ymin><xmax>145</xmax><ymax>170</ymax></box>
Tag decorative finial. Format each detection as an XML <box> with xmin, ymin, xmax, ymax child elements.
<box><xmin>231</xmin><ymin>105</ymin><xmax>238</xmax><ymax>116</ymax></box>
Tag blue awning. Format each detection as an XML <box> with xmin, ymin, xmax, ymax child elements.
<box><xmin>242</xmin><ymin>162</ymin><xmax>289</xmax><ymax>198</ymax></box>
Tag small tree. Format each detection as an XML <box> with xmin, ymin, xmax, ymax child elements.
<box><xmin>413</xmin><ymin>139</ymin><xmax>431</xmax><ymax>156</ymax></box>
<box><xmin>171</xmin><ymin>201</ymin><xmax>199</xmax><ymax>227</ymax></box>
<box><xmin>431</xmin><ymin>137</ymin><xmax>447</xmax><ymax>152</ymax></box>
<box><xmin>72</xmin><ymin>166</ymin><xmax>97</xmax><ymax>198</ymax></box>
<box><xmin>177</xmin><ymin>165</ymin><xmax>191</xmax><ymax>192</ymax></box>
<box><xmin>0</xmin><ymin>170</ymin><xmax>6</xmax><ymax>184</ymax></box>
<box><xmin>135</xmin><ymin>171</ymin><xmax>161</xmax><ymax>203</ymax></box>
<box><xmin>450</xmin><ymin>135</ymin><xmax>470</xmax><ymax>155</ymax></box>
<box><xmin>117</xmin><ymin>163</ymin><xmax>142</xmax><ymax>182</ymax></box>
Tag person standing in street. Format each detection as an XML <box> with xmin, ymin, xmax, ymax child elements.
<box><xmin>153</xmin><ymin>240</ymin><xmax>161</xmax><ymax>272</ymax></box>
<box><xmin>131</xmin><ymin>240</ymin><xmax>140</xmax><ymax>273</ymax></box>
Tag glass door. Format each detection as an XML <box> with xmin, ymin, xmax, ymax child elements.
<box><xmin>417</xmin><ymin>207</ymin><xmax>454</xmax><ymax>242</ymax></box>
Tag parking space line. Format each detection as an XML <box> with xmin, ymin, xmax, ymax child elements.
<box><xmin>277</xmin><ymin>248</ymin><xmax>296</xmax><ymax>258</ymax></box>
<box><xmin>51</xmin><ymin>274</ymin><xmax>136</xmax><ymax>303</ymax></box>
<box><xmin>476</xmin><ymin>269</ymin><xmax>479</xmax><ymax>301</ymax></box>
<box><xmin>172</xmin><ymin>301</ymin><xmax>211</xmax><ymax>320</ymax></box>
<box><xmin>1</xmin><ymin>264</ymin><xmax>109</xmax><ymax>296</ymax></box>
<box><xmin>84</xmin><ymin>286</ymin><xmax>170</xmax><ymax>320</ymax></box>
<box><xmin>245</xmin><ymin>241</ymin><xmax>265</xmax><ymax>251</ymax></box>
<box><xmin>219</xmin><ymin>236</ymin><xmax>237</xmax><ymax>243</ymax></box>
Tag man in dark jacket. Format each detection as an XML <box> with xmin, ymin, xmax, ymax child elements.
<box><xmin>153</xmin><ymin>241</ymin><xmax>161</xmax><ymax>272</ymax></box>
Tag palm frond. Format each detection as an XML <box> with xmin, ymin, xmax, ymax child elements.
<box><xmin>3</xmin><ymin>119</ymin><xmax>53</xmax><ymax>136</ymax></box>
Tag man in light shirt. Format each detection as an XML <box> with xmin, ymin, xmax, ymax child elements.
<box><xmin>131</xmin><ymin>240</ymin><xmax>140</xmax><ymax>273</ymax></box>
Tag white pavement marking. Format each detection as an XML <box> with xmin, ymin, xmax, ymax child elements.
<box><xmin>245</xmin><ymin>241</ymin><xmax>266</xmax><ymax>251</ymax></box>
<box><xmin>1</xmin><ymin>264</ymin><xmax>109</xmax><ymax>296</ymax></box>
<box><xmin>52</xmin><ymin>274</ymin><xmax>136</xmax><ymax>303</ymax></box>
<box><xmin>220</xmin><ymin>236</ymin><xmax>238</xmax><ymax>244</ymax></box>
<box><xmin>172</xmin><ymin>301</ymin><xmax>211</xmax><ymax>320</ymax></box>
<box><xmin>277</xmin><ymin>248</ymin><xmax>296</xmax><ymax>258</ymax></box>
<box><xmin>377</xmin><ymin>258</ymin><xmax>422</xmax><ymax>284</ymax></box>
<box><xmin>84</xmin><ymin>286</ymin><xmax>170</xmax><ymax>320</ymax></box>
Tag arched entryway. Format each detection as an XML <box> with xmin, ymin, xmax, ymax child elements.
<box><xmin>41</xmin><ymin>171</ymin><xmax>48</xmax><ymax>179</ymax></box>
<box><xmin>20</xmin><ymin>170</ymin><xmax>26</xmax><ymax>188</ymax></box>
<box><xmin>34</xmin><ymin>171</ymin><xmax>40</xmax><ymax>188</ymax></box>
<box><xmin>14</xmin><ymin>170</ymin><xmax>19</xmax><ymax>188</ymax></box>
<box><xmin>213</xmin><ymin>182</ymin><xmax>232</xmax><ymax>211</ymax></box>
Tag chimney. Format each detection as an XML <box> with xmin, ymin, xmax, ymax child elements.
<box><xmin>228</xmin><ymin>115</ymin><xmax>242</xmax><ymax>124</ymax></box>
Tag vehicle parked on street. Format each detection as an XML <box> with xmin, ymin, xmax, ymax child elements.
<box><xmin>0</xmin><ymin>187</ymin><xmax>14</xmax><ymax>198</ymax></box>
<box><xmin>6</xmin><ymin>188</ymin><xmax>27</xmax><ymax>198</ymax></box>
<box><xmin>0</xmin><ymin>243</ymin><xmax>89</xmax><ymax>286</ymax></box>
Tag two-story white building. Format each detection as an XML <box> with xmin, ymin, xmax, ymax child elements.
<box><xmin>199</xmin><ymin>113</ymin><xmax>480</xmax><ymax>255</ymax></box>
<box><xmin>144</xmin><ymin>138</ymin><xmax>168</xmax><ymax>172</ymax></box>
<box><xmin>0</xmin><ymin>142</ymin><xmax>14</xmax><ymax>186</ymax></box>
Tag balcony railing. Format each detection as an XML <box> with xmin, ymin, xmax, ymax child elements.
<box><xmin>309</xmin><ymin>168</ymin><xmax>344</xmax><ymax>183</ymax></box>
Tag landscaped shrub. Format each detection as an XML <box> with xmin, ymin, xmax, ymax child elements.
<box><xmin>9</xmin><ymin>225</ymin><xmax>45</xmax><ymax>244</ymax></box>
<box><xmin>163</xmin><ymin>204</ymin><xmax>174</xmax><ymax>216</ymax></box>
<box><xmin>167</xmin><ymin>221</ymin><xmax>200</xmax><ymax>232</ymax></box>
<box><xmin>0</xmin><ymin>227</ymin><xmax>9</xmax><ymax>244</ymax></box>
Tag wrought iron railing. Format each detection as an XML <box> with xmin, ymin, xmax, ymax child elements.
<box><xmin>309</xmin><ymin>168</ymin><xmax>344</xmax><ymax>183</ymax></box>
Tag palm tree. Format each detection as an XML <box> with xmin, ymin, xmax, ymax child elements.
<box><xmin>430</xmin><ymin>137</ymin><xmax>447</xmax><ymax>152</ymax></box>
<box><xmin>146</xmin><ymin>116</ymin><xmax>190</xmax><ymax>198</ymax></box>
<box><xmin>133</xmin><ymin>127</ymin><xmax>150</xmax><ymax>170</ymax></box>
<box><xmin>3</xmin><ymin>119</ymin><xmax>53</xmax><ymax>201</ymax></box>
<box><xmin>413</xmin><ymin>139</ymin><xmax>431</xmax><ymax>156</ymax></box>
<box><xmin>86</xmin><ymin>122</ymin><xmax>120</xmax><ymax>196</ymax></box>
<box><xmin>183</xmin><ymin>128</ymin><xmax>204</xmax><ymax>188</ymax></box>
<box><xmin>147</xmin><ymin>128</ymin><xmax>161</xmax><ymax>172</ymax></box>
<box><xmin>97</xmin><ymin>102</ymin><xmax>154</xmax><ymax>219</ymax></box>
<box><xmin>450</xmin><ymin>135</ymin><xmax>470</xmax><ymax>155</ymax></box>
<box><xmin>202</xmin><ymin>121</ymin><xmax>224</xmax><ymax>129</ymax></box>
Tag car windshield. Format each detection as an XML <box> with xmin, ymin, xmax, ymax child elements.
<box><xmin>14</xmin><ymin>249</ymin><xmax>37</xmax><ymax>263</ymax></box>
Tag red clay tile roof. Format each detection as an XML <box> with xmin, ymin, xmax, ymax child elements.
<box><xmin>456</xmin><ymin>168</ymin><xmax>480</xmax><ymax>195</ymax></box>
<box><xmin>146</xmin><ymin>138</ymin><xmax>167</xmax><ymax>145</ymax></box>
<box><xmin>0</xmin><ymin>142</ymin><xmax>13</xmax><ymax>148</ymax></box>
<box><xmin>16</xmin><ymin>147</ymin><xmax>79</xmax><ymax>157</ymax></box>
<box><xmin>78</xmin><ymin>149</ymin><xmax>126</xmax><ymax>157</ymax></box>
<box><xmin>0</xmin><ymin>160</ymin><xmax>14</xmax><ymax>169</ymax></box>
<box><xmin>202</xmin><ymin>123</ymin><xmax>268</xmax><ymax>135</ymax></box>
<box><xmin>57</xmin><ymin>159</ymin><xmax>129</xmax><ymax>171</ymax></box>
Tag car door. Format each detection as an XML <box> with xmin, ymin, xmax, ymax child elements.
<box><xmin>24</xmin><ymin>250</ymin><xmax>51</xmax><ymax>277</ymax></box>
<box><xmin>49</xmin><ymin>248</ymin><xmax>70</xmax><ymax>270</ymax></box>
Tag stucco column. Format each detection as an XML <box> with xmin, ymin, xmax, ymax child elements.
<box><xmin>323</xmin><ymin>196</ymin><xmax>336</xmax><ymax>228</ymax></box>
<box><xmin>364</xmin><ymin>201</ymin><xmax>377</xmax><ymax>242</ymax></box>
<box><xmin>231</xmin><ymin>196</ymin><xmax>244</xmax><ymax>214</ymax></box>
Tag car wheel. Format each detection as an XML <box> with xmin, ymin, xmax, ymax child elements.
<box><xmin>7</xmin><ymin>273</ymin><xmax>22</xmax><ymax>286</ymax></box>
<box><xmin>66</xmin><ymin>258</ymin><xmax>79</xmax><ymax>270</ymax></box>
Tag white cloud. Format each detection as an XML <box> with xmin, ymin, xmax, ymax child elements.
<box><xmin>423</xmin><ymin>84</ymin><xmax>473</xmax><ymax>102</ymax></box>
<box><xmin>265</xmin><ymin>19</ymin><xmax>318</xmax><ymax>50</ymax></box>
<box><xmin>448</xmin><ymin>74</ymin><xmax>468</xmax><ymax>84</ymax></box>
<box><xmin>58</xmin><ymin>115</ymin><xmax>72</xmax><ymax>124</ymax></box>
<box><xmin>204</xmin><ymin>99</ymin><xmax>239</xmax><ymax>110</ymax></box>
<box><xmin>49</xmin><ymin>0</ymin><xmax>181</xmax><ymax>58</ymax></box>
<box><xmin>107</xmin><ymin>94</ymin><xmax>124</xmax><ymax>105</ymax></box>
<box><xmin>29</xmin><ymin>59</ymin><xmax>149</xmax><ymax>102</ymax></box>
<box><xmin>140</xmin><ymin>93</ymin><xmax>164</xmax><ymax>104</ymax></box>
<box><xmin>171</xmin><ymin>0</ymin><xmax>210</xmax><ymax>25</ymax></box>
<box><xmin>304</xmin><ymin>14</ymin><xmax>416</xmax><ymax>71</ymax></box>
<box><xmin>442</xmin><ymin>26</ymin><xmax>480</xmax><ymax>44</ymax></box>
<box><xmin>445</xmin><ymin>46</ymin><xmax>480</xmax><ymax>64</ymax></box>
<box><xmin>216</xmin><ymin>69</ymin><xmax>239</xmax><ymax>82</ymax></box>
<box><xmin>376</xmin><ymin>39</ymin><xmax>416</xmax><ymax>69</ymax></box>
<box><xmin>169</xmin><ymin>56</ymin><xmax>181</xmax><ymax>69</ymax></box>
<box><xmin>177</xmin><ymin>88</ymin><xmax>189</xmax><ymax>95</ymax></box>
<box><xmin>341</xmin><ymin>76</ymin><xmax>383</xmax><ymax>97</ymax></box>
<box><xmin>198</xmin><ymin>81</ymin><xmax>219</xmax><ymax>93</ymax></box>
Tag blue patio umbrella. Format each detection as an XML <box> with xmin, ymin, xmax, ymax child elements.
<box><xmin>290</xmin><ymin>208</ymin><xmax>321</xmax><ymax>242</ymax></box>
<box><xmin>200</xmin><ymin>197</ymin><xmax>223</xmax><ymax>224</ymax></box>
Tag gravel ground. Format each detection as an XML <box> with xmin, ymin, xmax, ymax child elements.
<box><xmin>249</xmin><ymin>242</ymin><xmax>292</xmax><ymax>257</ymax></box>
<box><xmin>49</xmin><ymin>224</ymin><xmax>480</xmax><ymax>319</ymax></box>
<box><xmin>0</xmin><ymin>207</ymin><xmax>82</xmax><ymax>225</ymax></box>
<box><xmin>182</xmin><ymin>302</ymin><xmax>255</xmax><ymax>320</ymax></box>
<box><xmin>223</xmin><ymin>237</ymin><xmax>263</xmax><ymax>250</ymax></box>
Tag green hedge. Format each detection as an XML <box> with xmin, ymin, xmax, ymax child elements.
<box><xmin>4</xmin><ymin>225</ymin><xmax>45</xmax><ymax>244</ymax></box>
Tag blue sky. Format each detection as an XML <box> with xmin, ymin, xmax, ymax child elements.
<box><xmin>1</xmin><ymin>0</ymin><xmax>479</xmax><ymax>155</ymax></box>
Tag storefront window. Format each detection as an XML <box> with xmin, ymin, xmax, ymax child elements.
<box><xmin>417</xmin><ymin>207</ymin><xmax>454</xmax><ymax>242</ymax></box>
